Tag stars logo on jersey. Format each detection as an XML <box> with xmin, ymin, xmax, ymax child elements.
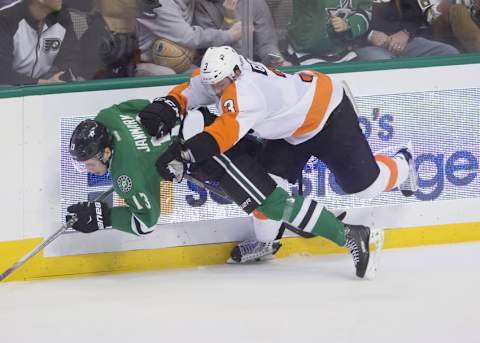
<box><xmin>326</xmin><ymin>0</ymin><xmax>354</xmax><ymax>18</ymax></box>
<box><xmin>117</xmin><ymin>175</ymin><xmax>133</xmax><ymax>193</ymax></box>
<box><xmin>43</xmin><ymin>38</ymin><xmax>61</xmax><ymax>52</ymax></box>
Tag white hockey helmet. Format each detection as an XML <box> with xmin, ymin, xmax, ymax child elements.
<box><xmin>200</xmin><ymin>46</ymin><xmax>242</xmax><ymax>85</ymax></box>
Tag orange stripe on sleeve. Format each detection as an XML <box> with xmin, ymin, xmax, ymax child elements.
<box><xmin>168</xmin><ymin>69</ymin><xmax>201</xmax><ymax>114</ymax></box>
<box><xmin>204</xmin><ymin>112</ymin><xmax>240</xmax><ymax>153</ymax></box>
<box><xmin>204</xmin><ymin>83</ymin><xmax>241</xmax><ymax>152</ymax></box>
<box><xmin>292</xmin><ymin>72</ymin><xmax>333</xmax><ymax>138</ymax></box>
<box><xmin>168</xmin><ymin>82</ymin><xmax>189</xmax><ymax>114</ymax></box>
<box><xmin>375</xmin><ymin>154</ymin><xmax>398</xmax><ymax>191</ymax></box>
<box><xmin>191</xmin><ymin>68</ymin><xmax>201</xmax><ymax>77</ymax></box>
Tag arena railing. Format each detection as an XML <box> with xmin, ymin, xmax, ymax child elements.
<box><xmin>0</xmin><ymin>53</ymin><xmax>479</xmax><ymax>99</ymax></box>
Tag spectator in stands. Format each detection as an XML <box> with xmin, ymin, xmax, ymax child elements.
<box><xmin>287</xmin><ymin>0</ymin><xmax>373</xmax><ymax>64</ymax></box>
<box><xmin>136</xmin><ymin>0</ymin><xmax>242</xmax><ymax>75</ymax></box>
<box><xmin>63</xmin><ymin>0</ymin><xmax>95</xmax><ymax>12</ymax></box>
<box><xmin>0</xmin><ymin>0</ymin><xmax>80</xmax><ymax>85</ymax></box>
<box><xmin>356</xmin><ymin>0</ymin><xmax>459</xmax><ymax>60</ymax></box>
<box><xmin>430</xmin><ymin>0</ymin><xmax>480</xmax><ymax>52</ymax></box>
<box><xmin>79</xmin><ymin>0</ymin><xmax>139</xmax><ymax>79</ymax></box>
<box><xmin>195</xmin><ymin>0</ymin><xmax>291</xmax><ymax>67</ymax></box>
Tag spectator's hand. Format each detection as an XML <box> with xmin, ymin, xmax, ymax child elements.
<box><xmin>38</xmin><ymin>71</ymin><xmax>66</xmax><ymax>85</ymax></box>
<box><xmin>388</xmin><ymin>30</ymin><xmax>410</xmax><ymax>54</ymax></box>
<box><xmin>265</xmin><ymin>53</ymin><xmax>292</xmax><ymax>67</ymax></box>
<box><xmin>330</xmin><ymin>16</ymin><xmax>349</xmax><ymax>33</ymax></box>
<box><xmin>278</xmin><ymin>59</ymin><xmax>292</xmax><ymax>67</ymax></box>
<box><xmin>432</xmin><ymin>0</ymin><xmax>452</xmax><ymax>14</ymax></box>
<box><xmin>223</xmin><ymin>0</ymin><xmax>239</xmax><ymax>19</ymax></box>
<box><xmin>368</xmin><ymin>30</ymin><xmax>390</xmax><ymax>48</ymax></box>
<box><xmin>228</xmin><ymin>21</ymin><xmax>242</xmax><ymax>41</ymax></box>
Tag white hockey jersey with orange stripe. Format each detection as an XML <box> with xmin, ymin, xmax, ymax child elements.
<box><xmin>169</xmin><ymin>56</ymin><xmax>345</xmax><ymax>153</ymax></box>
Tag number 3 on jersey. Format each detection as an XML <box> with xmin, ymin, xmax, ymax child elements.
<box><xmin>132</xmin><ymin>193</ymin><xmax>151</xmax><ymax>210</ymax></box>
<box><xmin>223</xmin><ymin>99</ymin><xmax>236</xmax><ymax>113</ymax></box>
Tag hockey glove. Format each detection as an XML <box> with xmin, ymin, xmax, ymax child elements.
<box><xmin>138</xmin><ymin>96</ymin><xmax>180</xmax><ymax>138</ymax></box>
<box><xmin>66</xmin><ymin>201</ymin><xmax>112</xmax><ymax>233</ymax></box>
<box><xmin>156</xmin><ymin>140</ymin><xmax>194</xmax><ymax>182</ymax></box>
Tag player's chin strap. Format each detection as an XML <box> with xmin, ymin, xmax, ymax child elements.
<box><xmin>100</xmin><ymin>149</ymin><xmax>113</xmax><ymax>170</ymax></box>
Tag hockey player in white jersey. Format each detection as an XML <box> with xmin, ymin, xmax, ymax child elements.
<box><xmin>139</xmin><ymin>46</ymin><xmax>417</xmax><ymax>278</ymax></box>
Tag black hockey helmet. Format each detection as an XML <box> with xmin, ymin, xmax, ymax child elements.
<box><xmin>69</xmin><ymin>119</ymin><xmax>111</xmax><ymax>162</ymax></box>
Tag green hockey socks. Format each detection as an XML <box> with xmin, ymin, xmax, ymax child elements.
<box><xmin>256</xmin><ymin>187</ymin><xmax>346</xmax><ymax>246</ymax></box>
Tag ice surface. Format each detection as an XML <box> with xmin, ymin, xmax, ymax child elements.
<box><xmin>1</xmin><ymin>242</ymin><xmax>479</xmax><ymax>343</ymax></box>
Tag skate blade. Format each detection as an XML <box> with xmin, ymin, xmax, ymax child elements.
<box><xmin>226</xmin><ymin>254</ymin><xmax>275</xmax><ymax>264</ymax></box>
<box><xmin>363</xmin><ymin>229</ymin><xmax>384</xmax><ymax>280</ymax></box>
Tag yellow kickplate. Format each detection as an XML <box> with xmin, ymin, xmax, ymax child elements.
<box><xmin>1</xmin><ymin>222</ymin><xmax>479</xmax><ymax>282</ymax></box>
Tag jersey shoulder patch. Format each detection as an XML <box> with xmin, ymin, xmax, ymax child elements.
<box><xmin>116</xmin><ymin>174</ymin><xmax>133</xmax><ymax>194</ymax></box>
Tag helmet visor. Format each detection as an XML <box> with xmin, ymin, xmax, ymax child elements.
<box><xmin>70</xmin><ymin>155</ymin><xmax>108</xmax><ymax>176</ymax></box>
<box><xmin>70</xmin><ymin>157</ymin><xmax>88</xmax><ymax>174</ymax></box>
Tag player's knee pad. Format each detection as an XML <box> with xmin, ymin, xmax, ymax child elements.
<box><xmin>352</xmin><ymin>161</ymin><xmax>390</xmax><ymax>199</ymax></box>
<box><xmin>217</xmin><ymin>154</ymin><xmax>277</xmax><ymax>214</ymax></box>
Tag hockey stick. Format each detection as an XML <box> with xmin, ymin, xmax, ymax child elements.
<box><xmin>183</xmin><ymin>173</ymin><xmax>328</xmax><ymax>238</ymax></box>
<box><xmin>184</xmin><ymin>173</ymin><xmax>228</xmax><ymax>198</ymax></box>
<box><xmin>0</xmin><ymin>187</ymin><xmax>114</xmax><ymax>282</ymax></box>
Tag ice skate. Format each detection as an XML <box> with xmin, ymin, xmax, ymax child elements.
<box><xmin>227</xmin><ymin>240</ymin><xmax>282</xmax><ymax>264</ymax></box>
<box><xmin>344</xmin><ymin>224</ymin><xmax>384</xmax><ymax>279</ymax></box>
<box><xmin>396</xmin><ymin>141</ymin><xmax>419</xmax><ymax>197</ymax></box>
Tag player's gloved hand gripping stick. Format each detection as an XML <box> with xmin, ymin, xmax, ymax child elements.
<box><xmin>0</xmin><ymin>187</ymin><xmax>114</xmax><ymax>282</ymax></box>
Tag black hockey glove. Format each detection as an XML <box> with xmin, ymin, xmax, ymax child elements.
<box><xmin>66</xmin><ymin>201</ymin><xmax>112</xmax><ymax>233</ymax></box>
<box><xmin>156</xmin><ymin>140</ymin><xmax>194</xmax><ymax>182</ymax></box>
<box><xmin>138</xmin><ymin>96</ymin><xmax>180</xmax><ymax>138</ymax></box>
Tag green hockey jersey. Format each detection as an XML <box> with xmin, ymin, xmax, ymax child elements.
<box><xmin>95</xmin><ymin>99</ymin><xmax>174</xmax><ymax>236</ymax></box>
<box><xmin>288</xmin><ymin>0</ymin><xmax>372</xmax><ymax>57</ymax></box>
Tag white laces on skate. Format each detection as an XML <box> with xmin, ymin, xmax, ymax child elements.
<box><xmin>228</xmin><ymin>240</ymin><xmax>281</xmax><ymax>264</ymax></box>
<box><xmin>345</xmin><ymin>238</ymin><xmax>360</xmax><ymax>266</ymax></box>
<box><xmin>238</xmin><ymin>240</ymin><xmax>272</xmax><ymax>256</ymax></box>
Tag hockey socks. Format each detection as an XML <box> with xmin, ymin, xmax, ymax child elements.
<box><xmin>256</xmin><ymin>187</ymin><xmax>346</xmax><ymax>246</ymax></box>
<box><xmin>355</xmin><ymin>152</ymin><xmax>411</xmax><ymax>199</ymax></box>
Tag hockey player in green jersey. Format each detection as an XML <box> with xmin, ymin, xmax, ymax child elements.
<box><xmin>67</xmin><ymin>98</ymin><xmax>383</xmax><ymax>278</ymax></box>
<box><xmin>67</xmin><ymin>99</ymin><xmax>169</xmax><ymax>236</ymax></box>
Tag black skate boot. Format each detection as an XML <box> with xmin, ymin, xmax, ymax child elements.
<box><xmin>344</xmin><ymin>224</ymin><xmax>384</xmax><ymax>279</ymax></box>
<box><xmin>227</xmin><ymin>240</ymin><xmax>282</xmax><ymax>264</ymax></box>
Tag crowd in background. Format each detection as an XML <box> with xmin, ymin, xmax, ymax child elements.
<box><xmin>0</xmin><ymin>0</ymin><xmax>478</xmax><ymax>86</ymax></box>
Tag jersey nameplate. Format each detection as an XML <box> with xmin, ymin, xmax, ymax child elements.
<box><xmin>120</xmin><ymin>115</ymin><xmax>151</xmax><ymax>152</ymax></box>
